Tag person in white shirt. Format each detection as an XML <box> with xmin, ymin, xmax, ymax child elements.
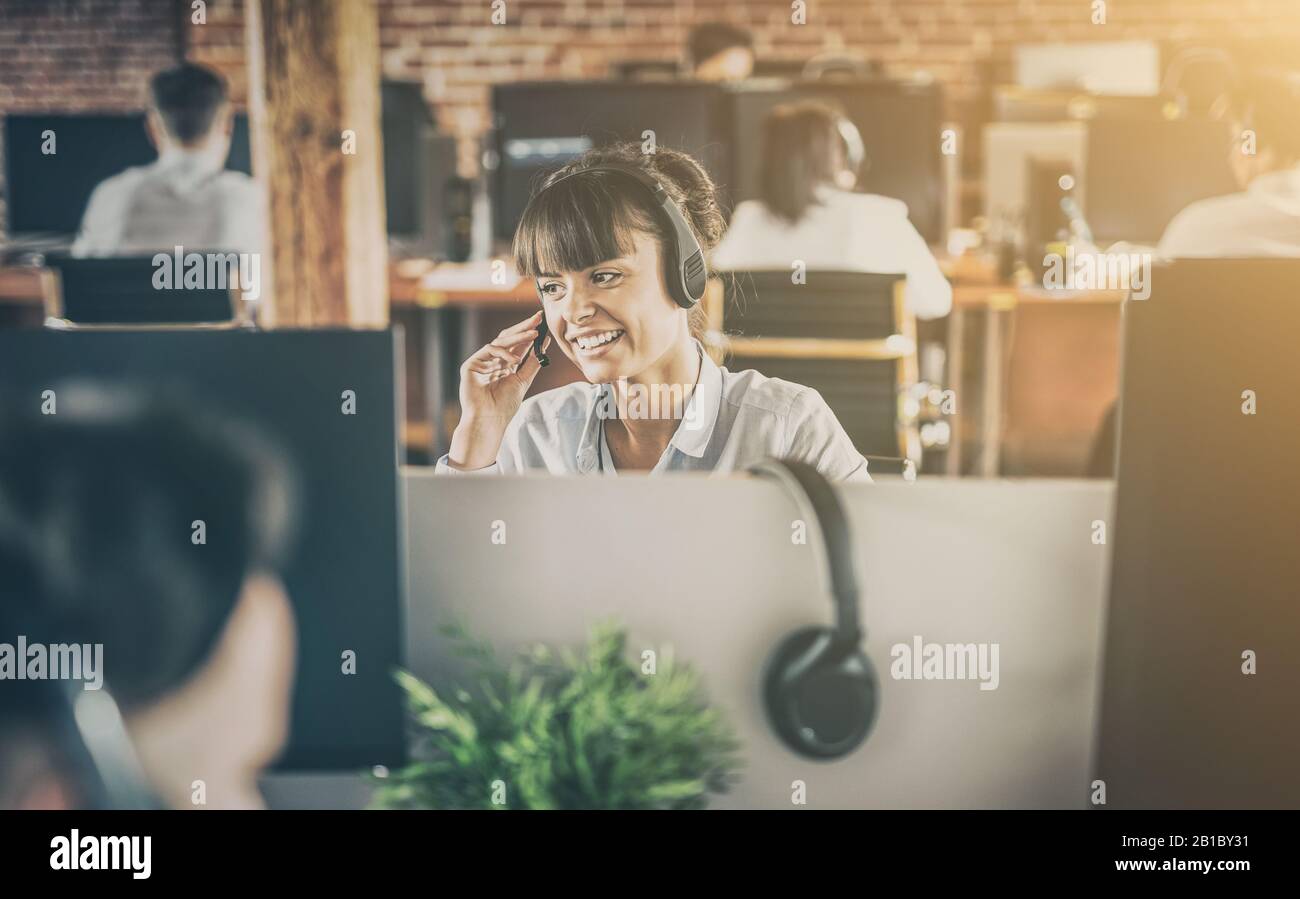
<box><xmin>439</xmin><ymin>143</ymin><xmax>869</xmax><ymax>481</ymax></box>
<box><xmin>1158</xmin><ymin>75</ymin><xmax>1300</xmax><ymax>259</ymax></box>
<box><xmin>711</xmin><ymin>100</ymin><xmax>952</xmax><ymax>320</ymax></box>
<box><xmin>72</xmin><ymin>63</ymin><xmax>262</xmax><ymax>258</ymax></box>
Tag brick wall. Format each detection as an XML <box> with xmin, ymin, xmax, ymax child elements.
<box><xmin>4</xmin><ymin>0</ymin><xmax>1300</xmax><ymax>233</ymax></box>
<box><xmin>187</xmin><ymin>0</ymin><xmax>1300</xmax><ymax>177</ymax></box>
<box><xmin>0</xmin><ymin>0</ymin><xmax>182</xmax><ymax>232</ymax></box>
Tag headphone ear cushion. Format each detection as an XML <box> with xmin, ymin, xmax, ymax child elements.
<box><xmin>763</xmin><ymin>625</ymin><xmax>878</xmax><ymax>760</ymax></box>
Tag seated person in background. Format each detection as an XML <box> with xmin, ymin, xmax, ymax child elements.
<box><xmin>0</xmin><ymin>386</ymin><xmax>297</xmax><ymax>809</ymax></box>
<box><xmin>72</xmin><ymin>62</ymin><xmax>262</xmax><ymax>257</ymax></box>
<box><xmin>1158</xmin><ymin>74</ymin><xmax>1300</xmax><ymax>258</ymax></box>
<box><xmin>440</xmin><ymin>142</ymin><xmax>869</xmax><ymax>480</ymax></box>
<box><xmin>687</xmin><ymin>22</ymin><xmax>754</xmax><ymax>83</ymax></box>
<box><xmin>711</xmin><ymin>100</ymin><xmax>952</xmax><ymax>320</ymax></box>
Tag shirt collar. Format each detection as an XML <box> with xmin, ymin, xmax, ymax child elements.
<box><xmin>669</xmin><ymin>339</ymin><xmax>722</xmax><ymax>458</ymax></box>
<box><xmin>574</xmin><ymin>339</ymin><xmax>722</xmax><ymax>470</ymax></box>
<box><xmin>152</xmin><ymin>147</ymin><xmax>225</xmax><ymax>193</ymax></box>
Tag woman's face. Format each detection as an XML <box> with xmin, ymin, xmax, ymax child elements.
<box><xmin>538</xmin><ymin>230</ymin><xmax>687</xmax><ymax>384</ymax></box>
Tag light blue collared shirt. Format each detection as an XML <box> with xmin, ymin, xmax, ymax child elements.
<box><xmin>436</xmin><ymin>341</ymin><xmax>870</xmax><ymax>480</ymax></box>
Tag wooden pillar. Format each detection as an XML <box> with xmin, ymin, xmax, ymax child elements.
<box><xmin>245</xmin><ymin>0</ymin><xmax>388</xmax><ymax>326</ymax></box>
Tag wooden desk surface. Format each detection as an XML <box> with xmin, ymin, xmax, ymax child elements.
<box><xmin>0</xmin><ymin>267</ymin><xmax>48</xmax><ymax>305</ymax></box>
<box><xmin>0</xmin><ymin>259</ymin><xmax>1128</xmax><ymax>312</ymax></box>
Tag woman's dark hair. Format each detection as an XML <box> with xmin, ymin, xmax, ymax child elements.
<box><xmin>512</xmin><ymin>142</ymin><xmax>725</xmax><ymax>344</ymax></box>
<box><xmin>758</xmin><ymin>100</ymin><xmax>849</xmax><ymax>224</ymax></box>
<box><xmin>0</xmin><ymin>382</ymin><xmax>296</xmax><ymax>711</ymax></box>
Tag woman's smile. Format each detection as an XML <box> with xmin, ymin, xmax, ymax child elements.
<box><xmin>570</xmin><ymin>328</ymin><xmax>626</xmax><ymax>358</ymax></box>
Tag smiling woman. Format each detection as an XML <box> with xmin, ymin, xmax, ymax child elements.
<box><xmin>437</xmin><ymin>141</ymin><xmax>870</xmax><ymax>480</ymax></box>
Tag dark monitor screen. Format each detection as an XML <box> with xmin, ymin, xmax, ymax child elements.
<box><xmin>1097</xmin><ymin>260</ymin><xmax>1300</xmax><ymax>807</ymax></box>
<box><xmin>491</xmin><ymin>81</ymin><xmax>731</xmax><ymax>242</ymax></box>
<box><xmin>3</xmin><ymin>114</ymin><xmax>252</xmax><ymax>237</ymax></box>
<box><xmin>6</xmin><ymin>86</ymin><xmax>429</xmax><ymax>240</ymax></box>
<box><xmin>0</xmin><ymin>329</ymin><xmax>407</xmax><ymax>771</ymax></box>
<box><xmin>382</xmin><ymin>80</ymin><xmax>435</xmax><ymax>239</ymax></box>
<box><xmin>1084</xmin><ymin>116</ymin><xmax>1238</xmax><ymax>245</ymax></box>
<box><xmin>727</xmin><ymin>79</ymin><xmax>946</xmax><ymax>244</ymax></box>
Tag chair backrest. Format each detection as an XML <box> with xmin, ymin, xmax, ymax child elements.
<box><xmin>721</xmin><ymin>271</ymin><xmax>915</xmax><ymax>459</ymax></box>
<box><xmin>722</xmin><ymin>270</ymin><xmax>901</xmax><ymax>340</ymax></box>
<box><xmin>45</xmin><ymin>255</ymin><xmax>237</xmax><ymax>327</ymax></box>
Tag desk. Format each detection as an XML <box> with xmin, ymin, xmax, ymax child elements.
<box><xmin>947</xmin><ymin>279</ymin><xmax>1126</xmax><ymax>477</ymax></box>
<box><xmin>1</xmin><ymin>260</ymin><xmax>1127</xmax><ymax>473</ymax></box>
<box><xmin>0</xmin><ymin>261</ymin><xmax>537</xmax><ymax>458</ymax></box>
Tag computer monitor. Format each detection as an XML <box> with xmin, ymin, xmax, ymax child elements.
<box><xmin>5</xmin><ymin>81</ymin><xmax>449</xmax><ymax>247</ymax></box>
<box><xmin>381</xmin><ymin>80</ymin><xmax>460</xmax><ymax>254</ymax></box>
<box><xmin>727</xmin><ymin>78</ymin><xmax>946</xmax><ymax>244</ymax></box>
<box><xmin>2</xmin><ymin>113</ymin><xmax>252</xmax><ymax>238</ymax></box>
<box><xmin>1097</xmin><ymin>260</ymin><xmax>1300</xmax><ymax>808</ymax></box>
<box><xmin>491</xmin><ymin>81</ymin><xmax>731</xmax><ymax>243</ymax></box>
<box><xmin>1015</xmin><ymin>41</ymin><xmax>1161</xmax><ymax>96</ymax></box>
<box><xmin>0</xmin><ymin>329</ymin><xmax>408</xmax><ymax>771</ymax></box>
<box><xmin>982</xmin><ymin>122</ymin><xmax>1087</xmax><ymax>227</ymax></box>
<box><xmin>1082</xmin><ymin>115</ymin><xmax>1238</xmax><ymax>246</ymax></box>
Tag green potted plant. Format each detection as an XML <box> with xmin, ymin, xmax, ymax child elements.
<box><xmin>372</xmin><ymin>621</ymin><xmax>741</xmax><ymax>810</ymax></box>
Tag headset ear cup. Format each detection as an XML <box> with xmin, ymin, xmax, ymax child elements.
<box><xmin>763</xmin><ymin>625</ymin><xmax>878</xmax><ymax>760</ymax></box>
<box><xmin>679</xmin><ymin>250</ymin><xmax>707</xmax><ymax>308</ymax></box>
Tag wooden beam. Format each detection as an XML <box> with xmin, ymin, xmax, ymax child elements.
<box><xmin>245</xmin><ymin>0</ymin><xmax>388</xmax><ymax>327</ymax></box>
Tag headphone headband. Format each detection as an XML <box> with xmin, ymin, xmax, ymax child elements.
<box><xmin>750</xmin><ymin>457</ymin><xmax>862</xmax><ymax>641</ymax></box>
<box><xmin>533</xmin><ymin>162</ymin><xmax>708</xmax><ymax>309</ymax></box>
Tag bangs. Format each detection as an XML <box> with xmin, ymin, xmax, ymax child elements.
<box><xmin>512</xmin><ymin>171</ymin><xmax>658</xmax><ymax>278</ymax></box>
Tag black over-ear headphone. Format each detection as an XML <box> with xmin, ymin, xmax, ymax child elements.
<box><xmin>751</xmin><ymin>457</ymin><xmax>878</xmax><ymax>760</ymax></box>
<box><xmin>524</xmin><ymin>163</ymin><xmax>709</xmax><ymax>368</ymax></box>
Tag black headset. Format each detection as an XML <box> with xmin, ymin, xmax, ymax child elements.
<box><xmin>751</xmin><ymin>457</ymin><xmax>878</xmax><ymax>760</ymax></box>
<box><xmin>524</xmin><ymin>163</ymin><xmax>709</xmax><ymax>368</ymax></box>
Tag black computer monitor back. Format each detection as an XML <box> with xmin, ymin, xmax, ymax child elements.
<box><xmin>1097</xmin><ymin>260</ymin><xmax>1300</xmax><ymax>807</ymax></box>
<box><xmin>491</xmin><ymin>81</ymin><xmax>731</xmax><ymax>242</ymax></box>
<box><xmin>3</xmin><ymin>113</ymin><xmax>252</xmax><ymax>237</ymax></box>
<box><xmin>0</xmin><ymin>329</ymin><xmax>407</xmax><ymax>770</ymax></box>
<box><xmin>1083</xmin><ymin>116</ymin><xmax>1238</xmax><ymax>246</ymax></box>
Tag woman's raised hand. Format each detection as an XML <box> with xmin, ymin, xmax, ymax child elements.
<box><xmin>447</xmin><ymin>310</ymin><xmax>551</xmax><ymax>470</ymax></box>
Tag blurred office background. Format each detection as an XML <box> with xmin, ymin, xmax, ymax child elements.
<box><xmin>1</xmin><ymin>0</ymin><xmax>1298</xmax><ymax>478</ymax></box>
<box><xmin>3</xmin><ymin>0</ymin><xmax>1299</xmax><ymax>812</ymax></box>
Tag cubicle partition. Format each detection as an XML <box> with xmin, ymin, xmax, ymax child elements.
<box><xmin>396</xmin><ymin>473</ymin><xmax>1112</xmax><ymax>810</ymax></box>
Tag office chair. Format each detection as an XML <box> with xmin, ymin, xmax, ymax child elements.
<box><xmin>43</xmin><ymin>255</ymin><xmax>241</xmax><ymax>328</ymax></box>
<box><xmin>713</xmin><ymin>271</ymin><xmax>920</xmax><ymax>462</ymax></box>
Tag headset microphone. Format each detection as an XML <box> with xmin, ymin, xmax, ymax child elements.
<box><xmin>751</xmin><ymin>458</ymin><xmax>878</xmax><ymax>760</ymax></box>
<box><xmin>531</xmin><ymin>317</ymin><xmax>550</xmax><ymax>368</ymax></box>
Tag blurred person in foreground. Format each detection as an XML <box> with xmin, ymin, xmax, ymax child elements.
<box><xmin>0</xmin><ymin>384</ymin><xmax>297</xmax><ymax>809</ymax></box>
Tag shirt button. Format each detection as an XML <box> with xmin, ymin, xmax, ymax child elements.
<box><xmin>577</xmin><ymin>448</ymin><xmax>596</xmax><ymax>472</ymax></box>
